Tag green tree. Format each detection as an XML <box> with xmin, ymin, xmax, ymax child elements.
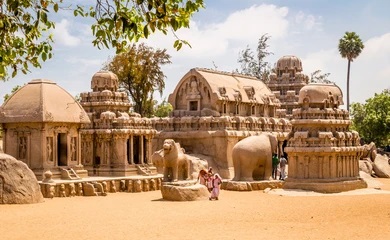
<box><xmin>0</xmin><ymin>0</ymin><xmax>204</xmax><ymax>80</ymax></box>
<box><xmin>310</xmin><ymin>70</ymin><xmax>333</xmax><ymax>84</ymax></box>
<box><xmin>338</xmin><ymin>31</ymin><xmax>365</xmax><ymax>111</ymax></box>
<box><xmin>236</xmin><ymin>33</ymin><xmax>273</xmax><ymax>82</ymax></box>
<box><xmin>104</xmin><ymin>43</ymin><xmax>171</xmax><ymax>117</ymax></box>
<box><xmin>350</xmin><ymin>89</ymin><xmax>390</xmax><ymax>147</ymax></box>
<box><xmin>154</xmin><ymin>98</ymin><xmax>173</xmax><ymax>117</ymax></box>
<box><xmin>3</xmin><ymin>85</ymin><xmax>22</xmax><ymax>102</ymax></box>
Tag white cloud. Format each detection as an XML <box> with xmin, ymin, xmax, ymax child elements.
<box><xmin>294</xmin><ymin>11</ymin><xmax>322</xmax><ymax>31</ymax></box>
<box><xmin>298</xmin><ymin>32</ymin><xmax>390</xmax><ymax>105</ymax></box>
<box><xmin>53</xmin><ymin>19</ymin><xmax>81</xmax><ymax>47</ymax></box>
<box><xmin>144</xmin><ymin>4</ymin><xmax>289</xmax><ymax>60</ymax></box>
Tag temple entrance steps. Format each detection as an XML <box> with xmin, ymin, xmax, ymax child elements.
<box><xmin>61</xmin><ymin>168</ymin><xmax>82</xmax><ymax>180</ymax></box>
<box><xmin>136</xmin><ymin>165</ymin><xmax>154</xmax><ymax>176</ymax></box>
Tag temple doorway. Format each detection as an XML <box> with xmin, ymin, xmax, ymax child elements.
<box><xmin>57</xmin><ymin>133</ymin><xmax>67</xmax><ymax>166</ymax></box>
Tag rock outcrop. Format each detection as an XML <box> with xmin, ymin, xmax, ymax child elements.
<box><xmin>161</xmin><ymin>182</ymin><xmax>209</xmax><ymax>201</ymax></box>
<box><xmin>0</xmin><ymin>153</ymin><xmax>44</xmax><ymax>204</ymax></box>
<box><xmin>373</xmin><ymin>154</ymin><xmax>390</xmax><ymax>178</ymax></box>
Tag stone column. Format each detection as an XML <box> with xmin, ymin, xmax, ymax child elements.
<box><xmin>77</xmin><ymin>131</ymin><xmax>82</xmax><ymax>166</ymax></box>
<box><xmin>146</xmin><ymin>135</ymin><xmax>152</xmax><ymax>164</ymax></box>
<box><xmin>129</xmin><ymin>135</ymin><xmax>134</xmax><ymax>164</ymax></box>
<box><xmin>140</xmin><ymin>135</ymin><xmax>144</xmax><ymax>164</ymax></box>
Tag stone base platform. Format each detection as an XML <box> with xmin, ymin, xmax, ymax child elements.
<box><xmin>39</xmin><ymin>174</ymin><xmax>163</xmax><ymax>198</ymax></box>
<box><xmin>283</xmin><ymin>178</ymin><xmax>368</xmax><ymax>193</ymax></box>
<box><xmin>161</xmin><ymin>180</ymin><xmax>210</xmax><ymax>201</ymax></box>
<box><xmin>222</xmin><ymin>180</ymin><xmax>285</xmax><ymax>191</ymax></box>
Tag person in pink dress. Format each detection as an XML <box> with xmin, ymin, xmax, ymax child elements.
<box><xmin>197</xmin><ymin>169</ymin><xmax>207</xmax><ymax>186</ymax></box>
<box><xmin>209</xmin><ymin>173</ymin><xmax>222</xmax><ymax>200</ymax></box>
<box><xmin>206</xmin><ymin>167</ymin><xmax>214</xmax><ymax>192</ymax></box>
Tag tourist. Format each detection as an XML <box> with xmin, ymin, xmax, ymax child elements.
<box><xmin>197</xmin><ymin>169</ymin><xmax>207</xmax><ymax>186</ymax></box>
<box><xmin>279</xmin><ymin>155</ymin><xmax>287</xmax><ymax>180</ymax></box>
<box><xmin>206</xmin><ymin>167</ymin><xmax>214</xmax><ymax>192</ymax></box>
<box><xmin>209</xmin><ymin>173</ymin><xmax>222</xmax><ymax>200</ymax></box>
<box><xmin>272</xmin><ymin>153</ymin><xmax>279</xmax><ymax>180</ymax></box>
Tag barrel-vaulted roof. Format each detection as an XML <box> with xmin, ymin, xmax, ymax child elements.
<box><xmin>169</xmin><ymin>68</ymin><xmax>278</xmax><ymax>105</ymax></box>
<box><xmin>0</xmin><ymin>79</ymin><xmax>90</xmax><ymax>123</ymax></box>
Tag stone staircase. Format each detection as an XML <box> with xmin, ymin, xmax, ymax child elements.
<box><xmin>136</xmin><ymin>165</ymin><xmax>153</xmax><ymax>176</ymax></box>
<box><xmin>61</xmin><ymin>168</ymin><xmax>81</xmax><ymax>180</ymax></box>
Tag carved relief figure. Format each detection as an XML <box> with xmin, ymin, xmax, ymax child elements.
<box><xmin>110</xmin><ymin>180</ymin><xmax>117</xmax><ymax>193</ymax></box>
<box><xmin>46</xmin><ymin>137</ymin><xmax>53</xmax><ymax>162</ymax></box>
<box><xmin>77</xmin><ymin>183</ymin><xmax>83</xmax><ymax>196</ymax></box>
<box><xmin>19</xmin><ymin>136</ymin><xmax>27</xmax><ymax>159</ymax></box>
<box><xmin>149</xmin><ymin>179</ymin><xmax>156</xmax><ymax>191</ymax></box>
<box><xmin>143</xmin><ymin>179</ymin><xmax>149</xmax><ymax>192</ymax></box>
<box><xmin>102</xmin><ymin>181</ymin><xmax>108</xmax><ymax>193</ymax></box>
<box><xmin>134</xmin><ymin>179</ymin><xmax>142</xmax><ymax>192</ymax></box>
<box><xmin>70</xmin><ymin>137</ymin><xmax>77</xmax><ymax>161</ymax></box>
<box><xmin>120</xmin><ymin>180</ymin><xmax>126</xmax><ymax>192</ymax></box>
<box><xmin>69</xmin><ymin>183</ymin><xmax>76</xmax><ymax>197</ymax></box>
<box><xmin>46</xmin><ymin>184</ymin><xmax>55</xmax><ymax>198</ymax></box>
<box><xmin>85</xmin><ymin>142</ymin><xmax>92</xmax><ymax>163</ymax></box>
<box><xmin>156</xmin><ymin>178</ymin><xmax>162</xmax><ymax>190</ymax></box>
<box><xmin>232</xmin><ymin>133</ymin><xmax>278</xmax><ymax>181</ymax></box>
<box><xmin>189</xmin><ymin>77</ymin><xmax>199</xmax><ymax>95</ymax></box>
<box><xmin>59</xmin><ymin>184</ymin><xmax>66</xmax><ymax>197</ymax></box>
<box><xmin>162</xmin><ymin>139</ymin><xmax>190</xmax><ymax>182</ymax></box>
<box><xmin>127</xmin><ymin>180</ymin><xmax>133</xmax><ymax>192</ymax></box>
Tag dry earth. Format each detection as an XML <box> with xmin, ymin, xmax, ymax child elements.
<box><xmin>1</xmin><ymin>178</ymin><xmax>390</xmax><ymax>240</ymax></box>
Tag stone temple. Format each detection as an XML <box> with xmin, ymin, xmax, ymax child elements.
<box><xmin>79</xmin><ymin>71</ymin><xmax>157</xmax><ymax>176</ymax></box>
<box><xmin>284</xmin><ymin>83</ymin><xmax>367</xmax><ymax>193</ymax></box>
<box><xmin>268</xmin><ymin>55</ymin><xmax>310</xmax><ymax>119</ymax></box>
<box><xmin>0</xmin><ymin>79</ymin><xmax>90</xmax><ymax>180</ymax></box>
<box><xmin>152</xmin><ymin>68</ymin><xmax>291</xmax><ymax>179</ymax></box>
<box><xmin>0</xmin><ymin>55</ymin><xmax>370</xmax><ymax>198</ymax></box>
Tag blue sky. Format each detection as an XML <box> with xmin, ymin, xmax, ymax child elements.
<box><xmin>1</xmin><ymin>0</ymin><xmax>389</xmax><ymax>108</ymax></box>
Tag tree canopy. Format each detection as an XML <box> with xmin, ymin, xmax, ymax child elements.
<box><xmin>338</xmin><ymin>31</ymin><xmax>364</xmax><ymax>111</ymax></box>
<box><xmin>153</xmin><ymin>98</ymin><xmax>173</xmax><ymax>117</ymax></box>
<box><xmin>350</xmin><ymin>89</ymin><xmax>390</xmax><ymax>147</ymax></box>
<box><xmin>310</xmin><ymin>70</ymin><xmax>333</xmax><ymax>84</ymax></box>
<box><xmin>104</xmin><ymin>43</ymin><xmax>171</xmax><ymax>117</ymax></box>
<box><xmin>0</xmin><ymin>0</ymin><xmax>204</xmax><ymax>80</ymax></box>
<box><xmin>3</xmin><ymin>84</ymin><xmax>22</xmax><ymax>102</ymax></box>
<box><xmin>236</xmin><ymin>33</ymin><xmax>273</xmax><ymax>82</ymax></box>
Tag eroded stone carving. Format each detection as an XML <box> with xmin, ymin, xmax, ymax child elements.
<box><xmin>232</xmin><ymin>133</ymin><xmax>278</xmax><ymax>181</ymax></box>
<box><xmin>134</xmin><ymin>179</ymin><xmax>142</xmax><ymax>192</ymax></box>
<box><xmin>162</xmin><ymin>139</ymin><xmax>190</xmax><ymax>182</ymax></box>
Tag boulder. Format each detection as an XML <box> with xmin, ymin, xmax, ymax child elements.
<box><xmin>0</xmin><ymin>153</ymin><xmax>44</xmax><ymax>204</ymax></box>
<box><xmin>161</xmin><ymin>183</ymin><xmax>209</xmax><ymax>201</ymax></box>
<box><xmin>359</xmin><ymin>159</ymin><xmax>373</xmax><ymax>175</ymax></box>
<box><xmin>373</xmin><ymin>154</ymin><xmax>390</xmax><ymax>178</ymax></box>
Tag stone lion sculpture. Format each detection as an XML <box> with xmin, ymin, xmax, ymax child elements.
<box><xmin>162</xmin><ymin>139</ymin><xmax>190</xmax><ymax>182</ymax></box>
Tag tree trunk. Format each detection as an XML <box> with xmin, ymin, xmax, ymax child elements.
<box><xmin>347</xmin><ymin>60</ymin><xmax>351</xmax><ymax>111</ymax></box>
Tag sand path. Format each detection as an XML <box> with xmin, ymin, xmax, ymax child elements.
<box><xmin>2</xmin><ymin>178</ymin><xmax>390</xmax><ymax>240</ymax></box>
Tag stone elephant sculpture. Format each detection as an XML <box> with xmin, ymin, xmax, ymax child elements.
<box><xmin>232</xmin><ymin>133</ymin><xmax>278</xmax><ymax>181</ymax></box>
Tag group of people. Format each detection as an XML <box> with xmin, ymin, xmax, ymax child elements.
<box><xmin>198</xmin><ymin>167</ymin><xmax>222</xmax><ymax>200</ymax></box>
<box><xmin>272</xmin><ymin>153</ymin><xmax>288</xmax><ymax>180</ymax></box>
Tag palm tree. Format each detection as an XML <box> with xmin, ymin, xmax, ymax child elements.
<box><xmin>338</xmin><ymin>31</ymin><xmax>364</xmax><ymax>111</ymax></box>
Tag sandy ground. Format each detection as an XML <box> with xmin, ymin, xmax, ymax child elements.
<box><xmin>2</xmin><ymin>178</ymin><xmax>390</xmax><ymax>240</ymax></box>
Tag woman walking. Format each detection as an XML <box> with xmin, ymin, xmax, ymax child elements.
<box><xmin>209</xmin><ymin>173</ymin><xmax>222</xmax><ymax>200</ymax></box>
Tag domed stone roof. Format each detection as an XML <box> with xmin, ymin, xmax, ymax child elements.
<box><xmin>298</xmin><ymin>83</ymin><xmax>344</xmax><ymax>108</ymax></box>
<box><xmin>91</xmin><ymin>71</ymin><xmax>118</xmax><ymax>92</ymax></box>
<box><xmin>276</xmin><ymin>55</ymin><xmax>303</xmax><ymax>72</ymax></box>
<box><xmin>0</xmin><ymin>79</ymin><xmax>90</xmax><ymax>123</ymax></box>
